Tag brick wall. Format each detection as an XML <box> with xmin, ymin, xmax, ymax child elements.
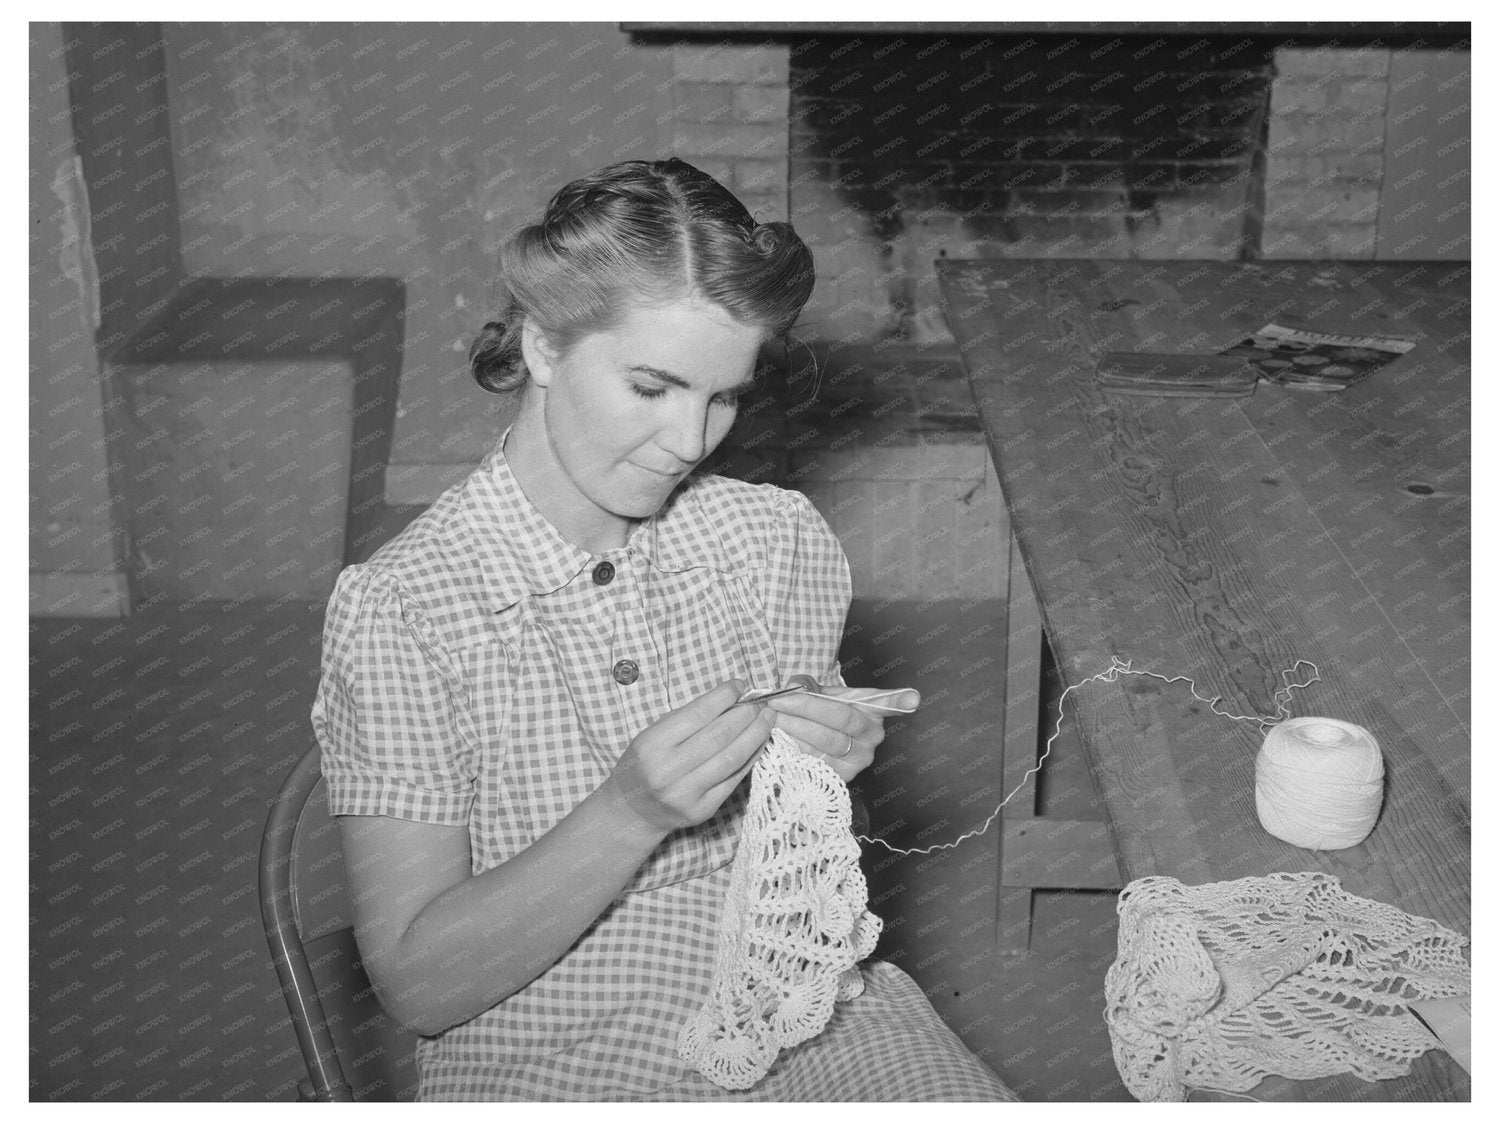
<box><xmin>1263</xmin><ymin>45</ymin><xmax>1389</xmax><ymax>258</ymax></box>
<box><xmin>667</xmin><ymin>42</ymin><xmax>790</xmax><ymax>221</ymax></box>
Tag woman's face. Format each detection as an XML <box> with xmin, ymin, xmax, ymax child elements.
<box><xmin>514</xmin><ymin>297</ymin><xmax>766</xmax><ymax>550</ymax></box>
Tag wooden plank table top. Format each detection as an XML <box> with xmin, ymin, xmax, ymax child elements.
<box><xmin>937</xmin><ymin>258</ymin><xmax>1470</xmax><ymax>1101</ymax></box>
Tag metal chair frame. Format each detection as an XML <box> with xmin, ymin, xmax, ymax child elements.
<box><xmin>259</xmin><ymin>745</ymin><xmax>372</xmax><ymax>1101</ymax></box>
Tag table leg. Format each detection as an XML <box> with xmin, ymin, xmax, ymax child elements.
<box><xmin>996</xmin><ymin>528</ymin><xmax>1043</xmax><ymax>954</ymax></box>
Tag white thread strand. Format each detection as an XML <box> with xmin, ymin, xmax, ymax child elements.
<box><xmin>1187</xmin><ymin>1087</ymin><xmax>1267</xmax><ymax>1102</ymax></box>
<box><xmin>857</xmin><ymin>657</ymin><xmax>1322</xmax><ymax>856</ymax></box>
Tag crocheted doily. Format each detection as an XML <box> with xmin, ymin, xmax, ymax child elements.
<box><xmin>1104</xmin><ymin>872</ymin><xmax>1470</xmax><ymax>1101</ymax></box>
<box><xmin>679</xmin><ymin>727</ymin><xmax>882</xmax><ymax>1090</ymax></box>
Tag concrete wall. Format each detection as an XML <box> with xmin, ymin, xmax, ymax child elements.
<box><xmin>30</xmin><ymin>23</ymin><xmax>130</xmax><ymax>616</ymax></box>
<box><xmin>160</xmin><ymin>23</ymin><xmax>680</xmax><ymax>483</ymax></box>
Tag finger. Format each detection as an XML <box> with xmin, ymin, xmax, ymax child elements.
<box><xmin>698</xmin><ymin>723</ymin><xmax>772</xmax><ymax>808</ymax></box>
<box><xmin>672</xmin><ymin>703</ymin><xmax>767</xmax><ymax>772</ymax></box>
<box><xmin>651</xmin><ymin>678</ymin><xmax>747</xmax><ymax>742</ymax></box>
<box><xmin>816</xmin><ymin>685</ymin><xmax>922</xmax><ymax>714</ymax></box>
<box><xmin>764</xmin><ymin>690</ymin><xmax>862</xmax><ymax>734</ymax></box>
<box><xmin>847</xmin><ymin>686</ymin><xmax>921</xmax><ymax>712</ymax></box>
<box><xmin>786</xmin><ymin>674</ymin><xmax>821</xmax><ymax>692</ymax></box>
<box><xmin>688</xmin><ymin>707</ymin><xmax>773</xmax><ymax>788</ymax></box>
<box><xmin>816</xmin><ymin>755</ymin><xmax>861</xmax><ymax>785</ymax></box>
<box><xmin>766</xmin><ymin>710</ymin><xmax>868</xmax><ymax>759</ymax></box>
<box><xmin>804</xmin><ymin>732</ymin><xmax>867</xmax><ymax>785</ymax></box>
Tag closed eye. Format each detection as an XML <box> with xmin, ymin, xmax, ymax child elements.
<box><xmin>627</xmin><ymin>383</ymin><xmax>745</xmax><ymax>407</ymax></box>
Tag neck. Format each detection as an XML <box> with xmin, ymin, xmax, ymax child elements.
<box><xmin>503</xmin><ymin>401</ymin><xmax>635</xmax><ymax>554</ymax></box>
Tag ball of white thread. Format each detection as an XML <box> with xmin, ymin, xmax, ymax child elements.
<box><xmin>1254</xmin><ymin>717</ymin><xmax>1384</xmax><ymax>850</ymax></box>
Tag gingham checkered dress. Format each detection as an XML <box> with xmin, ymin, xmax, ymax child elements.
<box><xmin>312</xmin><ymin>435</ymin><xmax>1017</xmax><ymax>1102</ymax></box>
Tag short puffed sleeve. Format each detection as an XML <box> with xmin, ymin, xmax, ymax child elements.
<box><xmin>762</xmin><ymin>487</ymin><xmax>854</xmax><ymax>689</ymax></box>
<box><xmin>310</xmin><ymin>564</ymin><xmax>478</xmax><ymax>825</ymax></box>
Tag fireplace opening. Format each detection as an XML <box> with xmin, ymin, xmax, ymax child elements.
<box><xmin>786</xmin><ymin>32</ymin><xmax>1280</xmax><ymax>342</ymax></box>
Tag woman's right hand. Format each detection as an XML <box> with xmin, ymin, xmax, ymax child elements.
<box><xmin>341</xmin><ymin>677</ymin><xmax>771</xmax><ymax>1036</ymax></box>
<box><xmin>603</xmin><ymin>678</ymin><xmax>772</xmax><ymax>836</ymax></box>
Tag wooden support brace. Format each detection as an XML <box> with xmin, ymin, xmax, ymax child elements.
<box><xmin>1000</xmin><ymin>816</ymin><xmax>1123</xmax><ymax>890</ymax></box>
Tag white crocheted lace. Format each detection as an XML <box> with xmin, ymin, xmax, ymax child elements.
<box><xmin>679</xmin><ymin>728</ymin><xmax>882</xmax><ymax>1090</ymax></box>
<box><xmin>1105</xmin><ymin>872</ymin><xmax>1470</xmax><ymax>1101</ymax></box>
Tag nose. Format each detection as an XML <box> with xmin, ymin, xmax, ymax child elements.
<box><xmin>657</xmin><ymin>399</ymin><xmax>712</xmax><ymax>465</ymax></box>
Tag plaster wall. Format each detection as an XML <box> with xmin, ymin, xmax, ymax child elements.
<box><xmin>30</xmin><ymin>22</ymin><xmax>129</xmax><ymax>615</ymax></box>
<box><xmin>116</xmin><ymin>359</ymin><xmax>353</xmax><ymax>607</ymax></box>
<box><xmin>63</xmin><ymin>23</ymin><xmax>185</xmax><ymax>357</ymax></box>
<box><xmin>160</xmin><ymin>23</ymin><xmax>680</xmax><ymax>481</ymax></box>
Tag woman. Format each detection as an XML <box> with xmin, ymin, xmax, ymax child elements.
<box><xmin>312</xmin><ymin>158</ymin><xmax>1017</xmax><ymax>1102</ymax></box>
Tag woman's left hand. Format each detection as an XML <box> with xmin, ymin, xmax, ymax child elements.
<box><xmin>763</xmin><ymin>675</ymin><xmax>920</xmax><ymax>783</ymax></box>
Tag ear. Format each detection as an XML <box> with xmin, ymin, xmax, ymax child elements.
<box><xmin>519</xmin><ymin>318</ymin><xmax>558</xmax><ymax>389</ymax></box>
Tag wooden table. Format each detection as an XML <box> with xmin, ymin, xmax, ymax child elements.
<box><xmin>937</xmin><ymin>258</ymin><xmax>1470</xmax><ymax>1101</ymax></box>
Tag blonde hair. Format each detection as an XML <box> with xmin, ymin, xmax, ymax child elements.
<box><xmin>470</xmin><ymin>158</ymin><xmax>815</xmax><ymax>393</ymax></box>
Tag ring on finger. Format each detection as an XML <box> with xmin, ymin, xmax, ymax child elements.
<box><xmin>832</xmin><ymin>733</ymin><xmax>854</xmax><ymax>758</ymax></box>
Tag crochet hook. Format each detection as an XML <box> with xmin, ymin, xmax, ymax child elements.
<box><xmin>735</xmin><ymin>683</ymin><xmax>810</xmax><ymax>705</ymax></box>
<box><xmin>735</xmin><ymin>683</ymin><xmax>920</xmax><ymax>715</ymax></box>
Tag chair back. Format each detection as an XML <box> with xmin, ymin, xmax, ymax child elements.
<box><xmin>259</xmin><ymin>746</ymin><xmax>420</xmax><ymax>1101</ymax></box>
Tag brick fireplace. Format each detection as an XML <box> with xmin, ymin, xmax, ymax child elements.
<box><xmin>789</xmin><ymin>32</ymin><xmax>1277</xmax><ymax>342</ymax></box>
<box><xmin>647</xmin><ymin>28</ymin><xmax>1441</xmax><ymax>345</ymax></box>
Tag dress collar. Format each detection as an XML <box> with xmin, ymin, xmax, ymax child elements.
<box><xmin>462</xmin><ymin>429</ymin><xmax>738</xmax><ymax>612</ymax></box>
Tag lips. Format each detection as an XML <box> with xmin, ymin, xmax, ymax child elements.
<box><xmin>632</xmin><ymin>463</ymin><xmax>682</xmax><ymax>478</ymax></box>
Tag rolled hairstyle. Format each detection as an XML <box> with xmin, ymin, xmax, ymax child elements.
<box><xmin>470</xmin><ymin>158</ymin><xmax>816</xmax><ymax>393</ymax></box>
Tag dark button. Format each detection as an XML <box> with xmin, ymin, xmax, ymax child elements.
<box><xmin>612</xmin><ymin>659</ymin><xmax>639</xmax><ymax>685</ymax></box>
<box><xmin>593</xmin><ymin>561</ymin><xmax>615</xmax><ymax>586</ymax></box>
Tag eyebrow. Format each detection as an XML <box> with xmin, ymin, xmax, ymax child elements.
<box><xmin>625</xmin><ymin>364</ymin><xmax>759</xmax><ymax>396</ymax></box>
